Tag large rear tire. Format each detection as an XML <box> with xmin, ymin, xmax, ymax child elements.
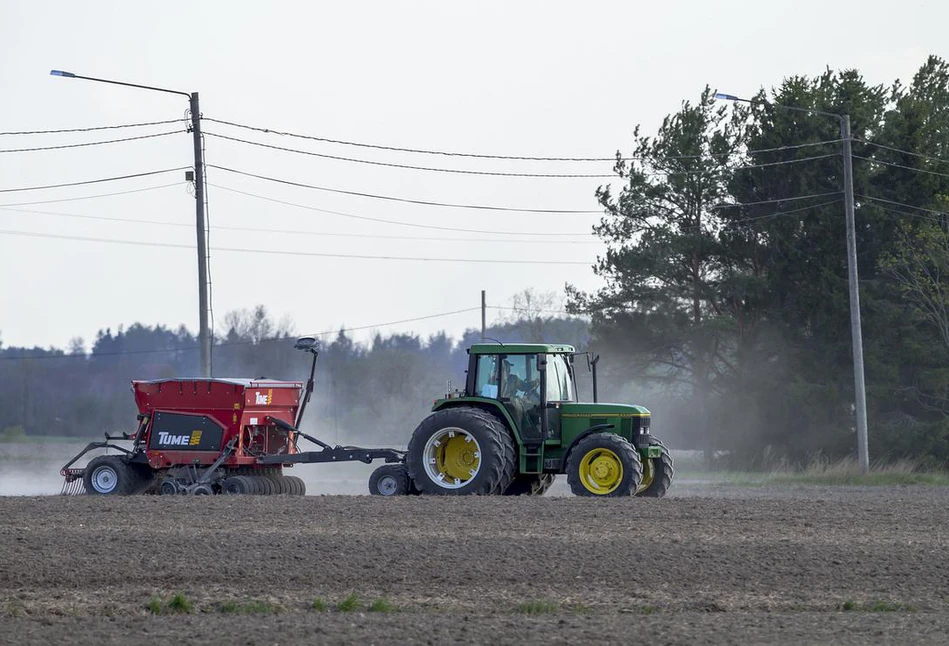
<box><xmin>636</xmin><ymin>439</ymin><xmax>674</xmax><ymax>498</ymax></box>
<box><xmin>503</xmin><ymin>473</ymin><xmax>556</xmax><ymax>496</ymax></box>
<box><xmin>407</xmin><ymin>407</ymin><xmax>515</xmax><ymax>496</ymax></box>
<box><xmin>83</xmin><ymin>456</ymin><xmax>140</xmax><ymax>495</ymax></box>
<box><xmin>566</xmin><ymin>433</ymin><xmax>642</xmax><ymax>497</ymax></box>
<box><xmin>369</xmin><ymin>464</ymin><xmax>410</xmax><ymax>496</ymax></box>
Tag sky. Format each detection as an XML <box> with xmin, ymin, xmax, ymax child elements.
<box><xmin>0</xmin><ymin>0</ymin><xmax>944</xmax><ymax>353</ymax></box>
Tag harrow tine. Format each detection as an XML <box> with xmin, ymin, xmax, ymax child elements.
<box><xmin>60</xmin><ymin>478</ymin><xmax>85</xmax><ymax>496</ymax></box>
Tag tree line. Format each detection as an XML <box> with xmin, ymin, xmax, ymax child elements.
<box><xmin>570</xmin><ymin>56</ymin><xmax>949</xmax><ymax>468</ymax></box>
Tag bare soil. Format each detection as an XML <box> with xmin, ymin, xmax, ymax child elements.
<box><xmin>1</xmin><ymin>486</ymin><xmax>949</xmax><ymax>644</ymax></box>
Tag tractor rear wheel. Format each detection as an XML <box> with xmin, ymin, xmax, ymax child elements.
<box><xmin>407</xmin><ymin>407</ymin><xmax>515</xmax><ymax>496</ymax></box>
<box><xmin>369</xmin><ymin>464</ymin><xmax>410</xmax><ymax>496</ymax></box>
<box><xmin>503</xmin><ymin>473</ymin><xmax>556</xmax><ymax>496</ymax></box>
<box><xmin>83</xmin><ymin>456</ymin><xmax>139</xmax><ymax>495</ymax></box>
<box><xmin>636</xmin><ymin>439</ymin><xmax>674</xmax><ymax>498</ymax></box>
<box><xmin>566</xmin><ymin>433</ymin><xmax>642</xmax><ymax>497</ymax></box>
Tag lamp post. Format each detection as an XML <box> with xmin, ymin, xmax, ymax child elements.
<box><xmin>50</xmin><ymin>70</ymin><xmax>211</xmax><ymax>378</ymax></box>
<box><xmin>715</xmin><ymin>92</ymin><xmax>869</xmax><ymax>472</ymax></box>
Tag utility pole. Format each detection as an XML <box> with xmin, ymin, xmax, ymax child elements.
<box><xmin>481</xmin><ymin>290</ymin><xmax>486</xmax><ymax>340</ymax></box>
<box><xmin>50</xmin><ymin>71</ymin><xmax>212</xmax><ymax>378</ymax></box>
<box><xmin>190</xmin><ymin>92</ymin><xmax>211</xmax><ymax>378</ymax></box>
<box><xmin>715</xmin><ymin>93</ymin><xmax>871</xmax><ymax>472</ymax></box>
<box><xmin>841</xmin><ymin>115</ymin><xmax>870</xmax><ymax>472</ymax></box>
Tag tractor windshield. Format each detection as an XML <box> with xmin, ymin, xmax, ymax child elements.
<box><xmin>545</xmin><ymin>354</ymin><xmax>575</xmax><ymax>402</ymax></box>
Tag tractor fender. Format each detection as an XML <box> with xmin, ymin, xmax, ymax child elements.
<box><xmin>557</xmin><ymin>423</ymin><xmax>616</xmax><ymax>472</ymax></box>
<box><xmin>432</xmin><ymin>398</ymin><xmax>522</xmax><ymax>444</ymax></box>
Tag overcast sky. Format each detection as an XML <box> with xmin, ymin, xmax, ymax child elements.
<box><xmin>0</xmin><ymin>0</ymin><xmax>944</xmax><ymax>352</ymax></box>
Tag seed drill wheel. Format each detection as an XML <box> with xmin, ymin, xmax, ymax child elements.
<box><xmin>407</xmin><ymin>407</ymin><xmax>515</xmax><ymax>495</ymax></box>
<box><xmin>284</xmin><ymin>475</ymin><xmax>306</xmax><ymax>496</ymax></box>
<box><xmin>265</xmin><ymin>475</ymin><xmax>290</xmax><ymax>494</ymax></box>
<box><xmin>636</xmin><ymin>439</ymin><xmax>674</xmax><ymax>498</ymax></box>
<box><xmin>503</xmin><ymin>473</ymin><xmax>556</xmax><ymax>496</ymax></box>
<box><xmin>369</xmin><ymin>464</ymin><xmax>411</xmax><ymax>496</ymax></box>
<box><xmin>566</xmin><ymin>433</ymin><xmax>642</xmax><ymax>497</ymax></box>
<box><xmin>82</xmin><ymin>456</ymin><xmax>140</xmax><ymax>495</ymax></box>
<box><xmin>222</xmin><ymin>476</ymin><xmax>254</xmax><ymax>495</ymax></box>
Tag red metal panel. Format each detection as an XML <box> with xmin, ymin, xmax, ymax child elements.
<box><xmin>133</xmin><ymin>378</ymin><xmax>303</xmax><ymax>468</ymax></box>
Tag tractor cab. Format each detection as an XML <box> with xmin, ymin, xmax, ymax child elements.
<box><xmin>466</xmin><ymin>344</ymin><xmax>577</xmax><ymax>443</ymax></box>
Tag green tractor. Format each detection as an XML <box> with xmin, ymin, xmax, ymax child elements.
<box><xmin>399</xmin><ymin>343</ymin><xmax>673</xmax><ymax>497</ymax></box>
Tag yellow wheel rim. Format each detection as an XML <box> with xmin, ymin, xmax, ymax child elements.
<box><xmin>579</xmin><ymin>448</ymin><xmax>624</xmax><ymax>495</ymax></box>
<box><xmin>423</xmin><ymin>427</ymin><xmax>482</xmax><ymax>489</ymax></box>
<box><xmin>638</xmin><ymin>457</ymin><xmax>655</xmax><ymax>494</ymax></box>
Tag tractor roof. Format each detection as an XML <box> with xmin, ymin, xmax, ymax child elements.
<box><xmin>469</xmin><ymin>343</ymin><xmax>576</xmax><ymax>355</ymax></box>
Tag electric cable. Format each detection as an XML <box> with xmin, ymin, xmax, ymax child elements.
<box><xmin>853</xmin><ymin>155</ymin><xmax>949</xmax><ymax>180</ymax></box>
<box><xmin>0</xmin><ymin>229</ymin><xmax>593</xmax><ymax>265</ymax></box>
<box><xmin>852</xmin><ymin>139</ymin><xmax>949</xmax><ymax>166</ymax></box>
<box><xmin>0</xmin><ymin>206</ymin><xmax>597</xmax><ymax>244</ymax></box>
<box><xmin>0</xmin><ymin>183</ymin><xmax>183</xmax><ymax>208</ymax></box>
<box><xmin>712</xmin><ymin>190</ymin><xmax>842</xmax><ymax>210</ymax></box>
<box><xmin>0</xmin><ymin>118</ymin><xmax>187</xmax><ymax>136</ymax></box>
<box><xmin>209</xmin><ymin>183</ymin><xmax>594</xmax><ymax>236</ymax></box>
<box><xmin>207</xmin><ymin>165</ymin><xmax>601</xmax><ymax>214</ymax></box>
<box><xmin>205</xmin><ymin>116</ymin><xmax>841</xmax><ymax>162</ymax></box>
<box><xmin>0</xmin><ymin>130</ymin><xmax>183</xmax><ymax>154</ymax></box>
<box><xmin>204</xmin><ymin>131</ymin><xmax>614</xmax><ymax>178</ymax></box>
<box><xmin>0</xmin><ymin>168</ymin><xmax>191</xmax><ymax>193</ymax></box>
<box><xmin>207</xmin><ymin>130</ymin><xmax>837</xmax><ymax>178</ymax></box>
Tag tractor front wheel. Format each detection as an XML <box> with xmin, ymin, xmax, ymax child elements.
<box><xmin>369</xmin><ymin>464</ymin><xmax>411</xmax><ymax>496</ymax></box>
<box><xmin>407</xmin><ymin>408</ymin><xmax>515</xmax><ymax>496</ymax></box>
<box><xmin>636</xmin><ymin>439</ymin><xmax>674</xmax><ymax>498</ymax></box>
<box><xmin>83</xmin><ymin>456</ymin><xmax>140</xmax><ymax>495</ymax></box>
<box><xmin>566</xmin><ymin>433</ymin><xmax>642</xmax><ymax>497</ymax></box>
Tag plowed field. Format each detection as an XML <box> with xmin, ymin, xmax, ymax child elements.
<box><xmin>2</xmin><ymin>485</ymin><xmax>949</xmax><ymax>644</ymax></box>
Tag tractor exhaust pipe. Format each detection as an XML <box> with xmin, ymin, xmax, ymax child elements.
<box><xmin>591</xmin><ymin>354</ymin><xmax>600</xmax><ymax>403</ymax></box>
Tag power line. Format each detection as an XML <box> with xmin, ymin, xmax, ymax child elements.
<box><xmin>210</xmin><ymin>183</ymin><xmax>594</xmax><ymax>236</ymax></box>
<box><xmin>0</xmin><ymin>183</ymin><xmax>182</xmax><ymax>208</ymax></box>
<box><xmin>204</xmin><ymin>131</ymin><xmax>614</xmax><ymax>178</ymax></box>
<box><xmin>205</xmin><ymin>117</ymin><xmax>618</xmax><ymax>162</ymax></box>
<box><xmin>0</xmin><ymin>229</ymin><xmax>593</xmax><ymax>265</ymax></box>
<box><xmin>712</xmin><ymin>190</ymin><xmax>842</xmax><ymax>210</ymax></box>
<box><xmin>205</xmin><ymin>116</ymin><xmax>841</xmax><ymax>162</ymax></box>
<box><xmin>852</xmin><ymin>139</ymin><xmax>949</xmax><ymax>166</ymax></box>
<box><xmin>207</xmin><ymin>165</ymin><xmax>602</xmax><ymax>214</ymax></box>
<box><xmin>723</xmin><ymin>198</ymin><xmax>843</xmax><ymax>224</ymax></box>
<box><xmin>856</xmin><ymin>194</ymin><xmax>949</xmax><ymax>218</ymax></box>
<box><xmin>853</xmin><ymin>154</ymin><xmax>949</xmax><ymax>180</ymax></box>
<box><xmin>0</xmin><ymin>130</ymin><xmax>183</xmax><ymax>154</ymax></box>
<box><xmin>0</xmin><ymin>168</ymin><xmax>191</xmax><ymax>194</ymax></box>
<box><xmin>0</xmin><ymin>118</ymin><xmax>187</xmax><ymax>137</ymax></box>
<box><xmin>0</xmin><ymin>206</ymin><xmax>598</xmax><ymax>245</ymax></box>
<box><xmin>864</xmin><ymin>203</ymin><xmax>943</xmax><ymax>225</ymax></box>
<box><xmin>635</xmin><ymin>152</ymin><xmax>839</xmax><ymax>178</ymax></box>
<box><xmin>0</xmin><ymin>307</ymin><xmax>485</xmax><ymax>361</ymax></box>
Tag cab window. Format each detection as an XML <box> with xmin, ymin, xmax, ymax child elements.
<box><xmin>475</xmin><ymin>355</ymin><xmax>499</xmax><ymax>398</ymax></box>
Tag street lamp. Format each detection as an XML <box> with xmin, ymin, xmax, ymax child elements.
<box><xmin>715</xmin><ymin>91</ymin><xmax>869</xmax><ymax>473</ymax></box>
<box><xmin>50</xmin><ymin>70</ymin><xmax>211</xmax><ymax>378</ymax></box>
